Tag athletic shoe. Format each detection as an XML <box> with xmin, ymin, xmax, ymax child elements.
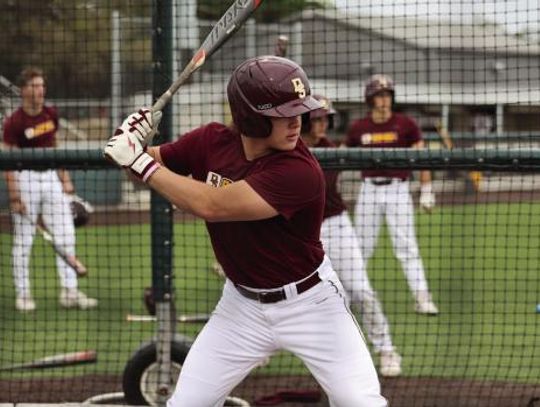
<box><xmin>415</xmin><ymin>291</ymin><xmax>439</xmax><ymax>315</ymax></box>
<box><xmin>16</xmin><ymin>295</ymin><xmax>36</xmax><ymax>312</ymax></box>
<box><xmin>60</xmin><ymin>288</ymin><xmax>98</xmax><ymax>309</ymax></box>
<box><xmin>379</xmin><ymin>350</ymin><xmax>402</xmax><ymax>377</ymax></box>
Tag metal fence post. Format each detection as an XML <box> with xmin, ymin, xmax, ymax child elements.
<box><xmin>152</xmin><ymin>0</ymin><xmax>174</xmax><ymax>405</ymax></box>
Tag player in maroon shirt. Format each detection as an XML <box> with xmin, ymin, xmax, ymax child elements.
<box><xmin>346</xmin><ymin>74</ymin><xmax>438</xmax><ymax>315</ymax></box>
<box><xmin>105</xmin><ymin>56</ymin><xmax>387</xmax><ymax>406</ymax></box>
<box><xmin>3</xmin><ymin>67</ymin><xmax>97</xmax><ymax>312</ymax></box>
<box><xmin>302</xmin><ymin>94</ymin><xmax>401</xmax><ymax>376</ymax></box>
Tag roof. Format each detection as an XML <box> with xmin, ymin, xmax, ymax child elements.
<box><xmin>311</xmin><ymin>78</ymin><xmax>540</xmax><ymax>105</ymax></box>
<box><xmin>286</xmin><ymin>9</ymin><xmax>540</xmax><ymax>55</ymax></box>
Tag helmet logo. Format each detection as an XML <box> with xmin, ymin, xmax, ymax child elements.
<box><xmin>291</xmin><ymin>78</ymin><xmax>306</xmax><ymax>98</ymax></box>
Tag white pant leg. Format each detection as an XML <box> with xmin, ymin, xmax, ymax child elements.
<box><xmin>270</xmin><ymin>267</ymin><xmax>387</xmax><ymax>407</ymax></box>
<box><xmin>167</xmin><ymin>281</ymin><xmax>277</xmax><ymax>407</ymax></box>
<box><xmin>11</xmin><ymin>171</ymin><xmax>41</xmax><ymax>297</ymax></box>
<box><xmin>385</xmin><ymin>181</ymin><xmax>430</xmax><ymax>294</ymax></box>
<box><xmin>321</xmin><ymin>213</ymin><xmax>395</xmax><ymax>353</ymax></box>
<box><xmin>354</xmin><ymin>182</ymin><xmax>384</xmax><ymax>260</ymax></box>
<box><xmin>41</xmin><ymin>171</ymin><xmax>77</xmax><ymax>290</ymax></box>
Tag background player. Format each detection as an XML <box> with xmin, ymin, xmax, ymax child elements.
<box><xmin>3</xmin><ymin>67</ymin><xmax>97</xmax><ymax>312</ymax></box>
<box><xmin>104</xmin><ymin>56</ymin><xmax>387</xmax><ymax>407</ymax></box>
<box><xmin>302</xmin><ymin>94</ymin><xmax>401</xmax><ymax>377</ymax></box>
<box><xmin>346</xmin><ymin>74</ymin><xmax>439</xmax><ymax>315</ymax></box>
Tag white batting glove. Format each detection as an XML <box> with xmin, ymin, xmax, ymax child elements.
<box><xmin>104</xmin><ymin>123</ymin><xmax>161</xmax><ymax>182</ymax></box>
<box><xmin>119</xmin><ymin>108</ymin><xmax>163</xmax><ymax>146</ymax></box>
<box><xmin>419</xmin><ymin>184</ymin><xmax>436</xmax><ymax>212</ymax></box>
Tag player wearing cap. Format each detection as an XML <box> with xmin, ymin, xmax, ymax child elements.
<box><xmin>346</xmin><ymin>74</ymin><xmax>439</xmax><ymax>315</ymax></box>
<box><xmin>302</xmin><ymin>94</ymin><xmax>402</xmax><ymax>377</ymax></box>
<box><xmin>3</xmin><ymin>67</ymin><xmax>97</xmax><ymax>312</ymax></box>
<box><xmin>105</xmin><ymin>56</ymin><xmax>387</xmax><ymax>406</ymax></box>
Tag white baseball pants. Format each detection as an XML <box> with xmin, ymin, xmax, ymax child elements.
<box><xmin>11</xmin><ymin>170</ymin><xmax>77</xmax><ymax>297</ymax></box>
<box><xmin>354</xmin><ymin>179</ymin><xmax>430</xmax><ymax>294</ymax></box>
<box><xmin>167</xmin><ymin>258</ymin><xmax>387</xmax><ymax>407</ymax></box>
<box><xmin>321</xmin><ymin>212</ymin><xmax>395</xmax><ymax>353</ymax></box>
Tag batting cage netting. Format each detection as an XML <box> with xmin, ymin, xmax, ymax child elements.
<box><xmin>1</xmin><ymin>1</ymin><xmax>539</xmax><ymax>407</ymax></box>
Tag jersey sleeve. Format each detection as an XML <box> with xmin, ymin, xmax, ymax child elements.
<box><xmin>406</xmin><ymin>116</ymin><xmax>422</xmax><ymax>145</ymax></box>
<box><xmin>246</xmin><ymin>155</ymin><xmax>323</xmax><ymax>220</ymax></box>
<box><xmin>345</xmin><ymin>121</ymin><xmax>361</xmax><ymax>147</ymax></box>
<box><xmin>3</xmin><ymin>115</ymin><xmax>17</xmax><ymax>146</ymax></box>
<box><xmin>159</xmin><ymin>124</ymin><xmax>209</xmax><ymax>175</ymax></box>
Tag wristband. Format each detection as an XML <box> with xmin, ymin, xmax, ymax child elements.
<box><xmin>130</xmin><ymin>153</ymin><xmax>161</xmax><ymax>182</ymax></box>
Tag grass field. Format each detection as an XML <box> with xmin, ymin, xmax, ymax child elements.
<box><xmin>1</xmin><ymin>201</ymin><xmax>539</xmax><ymax>384</ymax></box>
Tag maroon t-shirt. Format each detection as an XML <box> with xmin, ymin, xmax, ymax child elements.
<box><xmin>3</xmin><ymin>106</ymin><xmax>58</xmax><ymax>148</ymax></box>
<box><xmin>346</xmin><ymin>113</ymin><xmax>421</xmax><ymax>179</ymax></box>
<box><xmin>160</xmin><ymin>122</ymin><xmax>325</xmax><ymax>288</ymax></box>
<box><xmin>314</xmin><ymin>137</ymin><xmax>346</xmax><ymax>219</ymax></box>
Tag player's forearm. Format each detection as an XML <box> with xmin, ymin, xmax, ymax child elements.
<box><xmin>146</xmin><ymin>167</ymin><xmax>222</xmax><ymax>220</ymax></box>
<box><xmin>57</xmin><ymin>169</ymin><xmax>75</xmax><ymax>193</ymax></box>
<box><xmin>420</xmin><ymin>170</ymin><xmax>431</xmax><ymax>185</ymax></box>
<box><xmin>4</xmin><ymin>171</ymin><xmax>21</xmax><ymax>200</ymax></box>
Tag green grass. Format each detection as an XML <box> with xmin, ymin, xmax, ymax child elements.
<box><xmin>1</xmin><ymin>202</ymin><xmax>540</xmax><ymax>384</ymax></box>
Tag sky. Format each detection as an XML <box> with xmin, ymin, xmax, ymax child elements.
<box><xmin>333</xmin><ymin>0</ymin><xmax>540</xmax><ymax>34</ymax></box>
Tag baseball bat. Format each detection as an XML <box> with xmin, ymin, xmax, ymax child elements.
<box><xmin>0</xmin><ymin>350</ymin><xmax>97</xmax><ymax>371</ymax></box>
<box><xmin>22</xmin><ymin>213</ymin><xmax>88</xmax><ymax>277</ymax></box>
<box><xmin>126</xmin><ymin>313</ymin><xmax>210</xmax><ymax>323</ymax></box>
<box><xmin>152</xmin><ymin>0</ymin><xmax>264</xmax><ymax>113</ymax></box>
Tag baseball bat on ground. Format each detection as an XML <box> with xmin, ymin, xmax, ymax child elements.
<box><xmin>0</xmin><ymin>350</ymin><xmax>97</xmax><ymax>371</ymax></box>
<box><xmin>152</xmin><ymin>0</ymin><xmax>264</xmax><ymax>113</ymax></box>
<box><xmin>22</xmin><ymin>213</ymin><xmax>87</xmax><ymax>277</ymax></box>
<box><xmin>126</xmin><ymin>313</ymin><xmax>210</xmax><ymax>323</ymax></box>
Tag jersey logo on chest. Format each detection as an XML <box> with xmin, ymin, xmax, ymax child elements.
<box><xmin>24</xmin><ymin>120</ymin><xmax>55</xmax><ymax>139</ymax></box>
<box><xmin>361</xmin><ymin>131</ymin><xmax>398</xmax><ymax>145</ymax></box>
<box><xmin>206</xmin><ymin>171</ymin><xmax>233</xmax><ymax>188</ymax></box>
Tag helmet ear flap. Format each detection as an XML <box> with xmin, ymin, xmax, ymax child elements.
<box><xmin>240</xmin><ymin>115</ymin><xmax>272</xmax><ymax>138</ymax></box>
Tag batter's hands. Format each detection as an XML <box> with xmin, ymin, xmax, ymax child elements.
<box><xmin>119</xmin><ymin>108</ymin><xmax>162</xmax><ymax>146</ymax></box>
<box><xmin>104</xmin><ymin>118</ymin><xmax>161</xmax><ymax>182</ymax></box>
<box><xmin>419</xmin><ymin>184</ymin><xmax>436</xmax><ymax>212</ymax></box>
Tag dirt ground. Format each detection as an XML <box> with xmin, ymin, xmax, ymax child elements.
<box><xmin>1</xmin><ymin>374</ymin><xmax>539</xmax><ymax>407</ymax></box>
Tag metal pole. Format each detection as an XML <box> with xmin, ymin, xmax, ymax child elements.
<box><xmin>496</xmin><ymin>104</ymin><xmax>504</xmax><ymax>137</ymax></box>
<box><xmin>111</xmin><ymin>10</ymin><xmax>121</xmax><ymax>134</ymax></box>
<box><xmin>152</xmin><ymin>1</ymin><xmax>174</xmax><ymax>406</ymax></box>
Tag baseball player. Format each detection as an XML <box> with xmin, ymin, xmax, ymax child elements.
<box><xmin>3</xmin><ymin>67</ymin><xmax>97</xmax><ymax>312</ymax></box>
<box><xmin>104</xmin><ymin>56</ymin><xmax>387</xmax><ymax>406</ymax></box>
<box><xmin>301</xmin><ymin>94</ymin><xmax>401</xmax><ymax>377</ymax></box>
<box><xmin>346</xmin><ymin>74</ymin><xmax>439</xmax><ymax>315</ymax></box>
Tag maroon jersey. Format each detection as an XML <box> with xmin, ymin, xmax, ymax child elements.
<box><xmin>315</xmin><ymin>137</ymin><xmax>346</xmax><ymax>219</ymax></box>
<box><xmin>160</xmin><ymin>122</ymin><xmax>325</xmax><ymax>288</ymax></box>
<box><xmin>346</xmin><ymin>113</ymin><xmax>421</xmax><ymax>179</ymax></box>
<box><xmin>3</xmin><ymin>106</ymin><xmax>58</xmax><ymax>148</ymax></box>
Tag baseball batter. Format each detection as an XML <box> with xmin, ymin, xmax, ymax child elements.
<box><xmin>3</xmin><ymin>67</ymin><xmax>97</xmax><ymax>312</ymax></box>
<box><xmin>301</xmin><ymin>94</ymin><xmax>402</xmax><ymax>377</ymax></box>
<box><xmin>105</xmin><ymin>56</ymin><xmax>387</xmax><ymax>406</ymax></box>
<box><xmin>346</xmin><ymin>74</ymin><xmax>438</xmax><ymax>315</ymax></box>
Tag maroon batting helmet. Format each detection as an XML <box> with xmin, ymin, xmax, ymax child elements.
<box><xmin>364</xmin><ymin>74</ymin><xmax>395</xmax><ymax>106</ymax></box>
<box><xmin>227</xmin><ymin>56</ymin><xmax>322</xmax><ymax>138</ymax></box>
<box><xmin>302</xmin><ymin>94</ymin><xmax>337</xmax><ymax>133</ymax></box>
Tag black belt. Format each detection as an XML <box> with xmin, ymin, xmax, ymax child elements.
<box><xmin>368</xmin><ymin>178</ymin><xmax>406</xmax><ymax>186</ymax></box>
<box><xmin>235</xmin><ymin>272</ymin><xmax>321</xmax><ymax>304</ymax></box>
